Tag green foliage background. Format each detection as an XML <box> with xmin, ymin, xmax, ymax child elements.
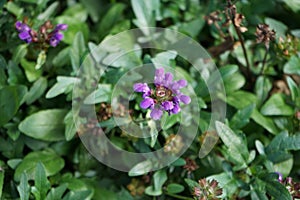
<box><xmin>0</xmin><ymin>0</ymin><xmax>299</xmax><ymax>199</ymax></box>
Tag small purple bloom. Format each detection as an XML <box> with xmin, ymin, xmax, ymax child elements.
<box><xmin>55</xmin><ymin>24</ymin><xmax>68</xmax><ymax>31</ymax></box>
<box><xmin>134</xmin><ymin>68</ymin><xmax>191</xmax><ymax>120</ymax></box>
<box><xmin>162</xmin><ymin>101</ymin><xmax>174</xmax><ymax>111</ymax></box>
<box><xmin>180</xmin><ymin>95</ymin><xmax>191</xmax><ymax>104</ymax></box>
<box><xmin>275</xmin><ymin>172</ymin><xmax>283</xmax><ymax>182</ymax></box>
<box><xmin>140</xmin><ymin>98</ymin><xmax>154</xmax><ymax>109</ymax></box>
<box><xmin>150</xmin><ymin>107</ymin><xmax>163</xmax><ymax>120</ymax></box>
<box><xmin>49</xmin><ymin>24</ymin><xmax>67</xmax><ymax>47</ymax></box>
<box><xmin>15</xmin><ymin>21</ymin><xmax>32</xmax><ymax>43</ymax></box>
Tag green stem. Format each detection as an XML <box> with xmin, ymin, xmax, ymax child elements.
<box><xmin>165</xmin><ymin>192</ymin><xmax>194</xmax><ymax>200</ymax></box>
<box><xmin>260</xmin><ymin>48</ymin><xmax>269</xmax><ymax>75</ymax></box>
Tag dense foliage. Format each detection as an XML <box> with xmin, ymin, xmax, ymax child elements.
<box><xmin>0</xmin><ymin>0</ymin><xmax>300</xmax><ymax>199</ymax></box>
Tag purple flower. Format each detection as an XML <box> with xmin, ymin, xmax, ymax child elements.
<box><xmin>134</xmin><ymin>68</ymin><xmax>191</xmax><ymax>120</ymax></box>
<box><xmin>49</xmin><ymin>24</ymin><xmax>67</xmax><ymax>47</ymax></box>
<box><xmin>150</xmin><ymin>107</ymin><xmax>163</xmax><ymax>120</ymax></box>
<box><xmin>15</xmin><ymin>21</ymin><xmax>32</xmax><ymax>43</ymax></box>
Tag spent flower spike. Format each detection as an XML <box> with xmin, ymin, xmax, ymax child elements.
<box><xmin>133</xmin><ymin>68</ymin><xmax>191</xmax><ymax>120</ymax></box>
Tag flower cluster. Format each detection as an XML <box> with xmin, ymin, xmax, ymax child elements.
<box><xmin>193</xmin><ymin>178</ymin><xmax>223</xmax><ymax>200</ymax></box>
<box><xmin>133</xmin><ymin>68</ymin><xmax>191</xmax><ymax>120</ymax></box>
<box><xmin>15</xmin><ymin>21</ymin><xmax>67</xmax><ymax>47</ymax></box>
<box><xmin>277</xmin><ymin>173</ymin><xmax>300</xmax><ymax>198</ymax></box>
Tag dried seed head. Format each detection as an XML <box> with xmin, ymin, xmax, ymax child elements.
<box><xmin>205</xmin><ymin>11</ymin><xmax>222</xmax><ymax>25</ymax></box>
<box><xmin>164</xmin><ymin>134</ymin><xmax>184</xmax><ymax>154</ymax></box>
<box><xmin>255</xmin><ymin>24</ymin><xmax>276</xmax><ymax>49</ymax></box>
<box><xmin>183</xmin><ymin>158</ymin><xmax>199</xmax><ymax>173</ymax></box>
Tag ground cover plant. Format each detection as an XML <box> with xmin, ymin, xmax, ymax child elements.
<box><xmin>0</xmin><ymin>0</ymin><xmax>300</xmax><ymax>199</ymax></box>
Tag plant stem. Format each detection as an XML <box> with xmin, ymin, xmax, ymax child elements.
<box><xmin>260</xmin><ymin>48</ymin><xmax>269</xmax><ymax>75</ymax></box>
<box><xmin>233</xmin><ymin>25</ymin><xmax>251</xmax><ymax>78</ymax></box>
<box><xmin>165</xmin><ymin>192</ymin><xmax>194</xmax><ymax>200</ymax></box>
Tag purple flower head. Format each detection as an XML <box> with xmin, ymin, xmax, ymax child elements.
<box><xmin>134</xmin><ymin>67</ymin><xmax>191</xmax><ymax>120</ymax></box>
<box><xmin>49</xmin><ymin>24</ymin><xmax>67</xmax><ymax>47</ymax></box>
<box><xmin>15</xmin><ymin>21</ymin><xmax>32</xmax><ymax>43</ymax></box>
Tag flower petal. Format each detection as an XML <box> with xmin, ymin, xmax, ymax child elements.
<box><xmin>133</xmin><ymin>83</ymin><xmax>150</xmax><ymax>92</ymax></box>
<box><xmin>161</xmin><ymin>101</ymin><xmax>174</xmax><ymax>111</ymax></box>
<box><xmin>171</xmin><ymin>104</ymin><xmax>181</xmax><ymax>114</ymax></box>
<box><xmin>150</xmin><ymin>107</ymin><xmax>163</xmax><ymax>120</ymax></box>
<box><xmin>180</xmin><ymin>95</ymin><xmax>191</xmax><ymax>104</ymax></box>
<box><xmin>140</xmin><ymin>98</ymin><xmax>154</xmax><ymax>109</ymax></box>
<box><xmin>18</xmin><ymin>32</ymin><xmax>31</xmax><ymax>40</ymax></box>
<box><xmin>56</xmin><ymin>24</ymin><xmax>68</xmax><ymax>31</ymax></box>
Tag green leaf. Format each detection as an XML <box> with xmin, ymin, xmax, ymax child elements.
<box><xmin>5</xmin><ymin>1</ymin><xmax>23</xmax><ymax>17</ymax></box>
<box><xmin>230</xmin><ymin>104</ymin><xmax>255</xmax><ymax>130</ymax></box>
<box><xmin>286</xmin><ymin>76</ymin><xmax>300</xmax><ymax>101</ymax></box>
<box><xmin>45</xmin><ymin>184</ymin><xmax>68</xmax><ymax>200</ymax></box>
<box><xmin>14</xmin><ymin>150</ymin><xmax>65</xmax><ymax>181</ymax></box>
<box><xmin>19</xmin><ymin>109</ymin><xmax>67</xmax><ymax>141</ymax></box>
<box><xmin>251</xmin><ymin>109</ymin><xmax>279</xmax><ymax>134</ymax></box>
<box><xmin>37</xmin><ymin>2</ymin><xmax>58</xmax><ymax>21</ymax></box>
<box><xmin>63</xmin><ymin>3</ymin><xmax>88</xmax><ymax>22</ymax></box>
<box><xmin>282</xmin><ymin>0</ymin><xmax>300</xmax><ymax>12</ymax></box>
<box><xmin>261</xmin><ymin>174</ymin><xmax>292</xmax><ymax>200</ymax></box>
<box><xmin>226</xmin><ymin>91</ymin><xmax>257</xmax><ymax>109</ymax></box>
<box><xmin>97</xmin><ymin>3</ymin><xmax>126</xmax><ymax>39</ymax></box>
<box><xmin>62</xmin><ymin>190</ymin><xmax>92</xmax><ymax>200</ymax></box>
<box><xmin>265</xmin><ymin>18</ymin><xmax>288</xmax><ymax>39</ymax></box>
<box><xmin>283</xmin><ymin>55</ymin><xmax>300</xmax><ymax>75</ymax></box>
<box><xmin>83</xmin><ymin>84</ymin><xmax>112</xmax><ymax>104</ymax></box>
<box><xmin>20</xmin><ymin>59</ymin><xmax>43</xmax><ymax>82</ymax></box>
<box><xmin>170</xmin><ymin>158</ymin><xmax>186</xmax><ymax>166</ymax></box>
<box><xmin>131</xmin><ymin>0</ymin><xmax>159</xmax><ymax>35</ymax></box>
<box><xmin>32</xmin><ymin>162</ymin><xmax>51</xmax><ymax>200</ymax></box>
<box><xmin>260</xmin><ymin>93</ymin><xmax>294</xmax><ymax>116</ymax></box>
<box><xmin>184</xmin><ymin>178</ymin><xmax>199</xmax><ymax>189</ymax></box>
<box><xmin>151</xmin><ymin>51</ymin><xmax>177</xmax><ymax>68</ymax></box>
<box><xmin>64</xmin><ymin>111</ymin><xmax>77</xmax><ymax>141</ymax></box>
<box><xmin>17</xmin><ymin>173</ymin><xmax>30</xmax><ymax>200</ymax></box>
<box><xmin>25</xmin><ymin>77</ymin><xmax>47</xmax><ymax>104</ymax></box>
<box><xmin>0</xmin><ymin>85</ymin><xmax>27</xmax><ymax>126</ymax></box>
<box><xmin>145</xmin><ymin>186</ymin><xmax>162</xmax><ymax>196</ymax></box>
<box><xmin>128</xmin><ymin>160</ymin><xmax>153</xmax><ymax>176</ymax></box>
<box><xmin>216</xmin><ymin>121</ymin><xmax>249</xmax><ymax>168</ymax></box>
<box><xmin>69</xmin><ymin>32</ymin><xmax>87</xmax><ymax>71</ymax></box>
<box><xmin>52</xmin><ymin>47</ymin><xmax>70</xmax><ymax>67</ymax></box>
<box><xmin>13</xmin><ymin>45</ymin><xmax>27</xmax><ymax>64</ymax></box>
<box><xmin>166</xmin><ymin>183</ymin><xmax>184</xmax><ymax>194</ymax></box>
<box><xmin>0</xmin><ymin>161</ymin><xmax>4</xmax><ymax>198</ymax></box>
<box><xmin>46</xmin><ymin>76</ymin><xmax>79</xmax><ymax>99</ymax></box>
<box><xmin>153</xmin><ymin>170</ymin><xmax>167</xmax><ymax>191</ymax></box>
<box><xmin>255</xmin><ymin>76</ymin><xmax>272</xmax><ymax>107</ymax></box>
